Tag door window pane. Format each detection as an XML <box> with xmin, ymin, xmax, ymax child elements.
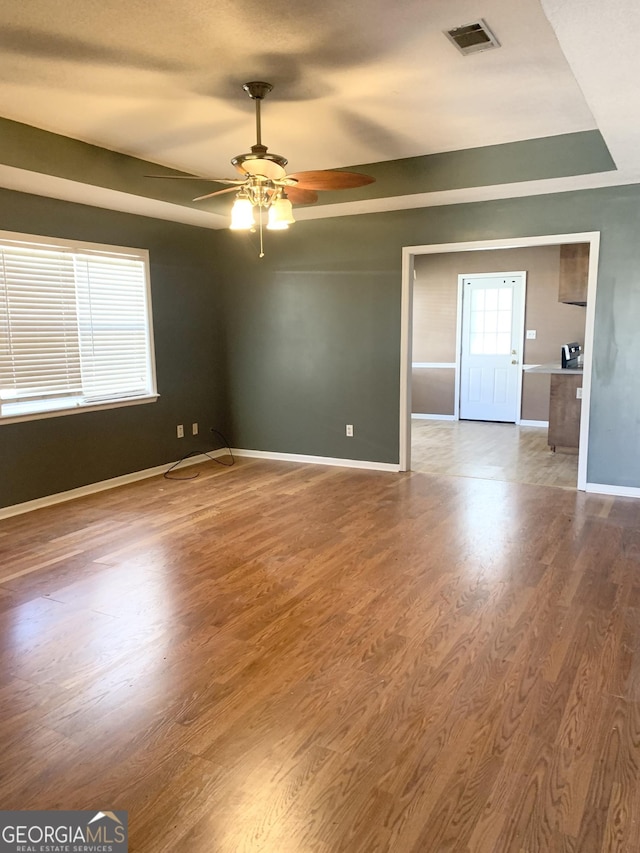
<box><xmin>468</xmin><ymin>285</ymin><xmax>513</xmax><ymax>355</ymax></box>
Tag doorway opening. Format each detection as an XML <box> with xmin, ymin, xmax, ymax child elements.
<box><xmin>400</xmin><ymin>233</ymin><xmax>600</xmax><ymax>491</ymax></box>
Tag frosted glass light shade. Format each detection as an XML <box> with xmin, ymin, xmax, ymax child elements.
<box><xmin>229</xmin><ymin>197</ymin><xmax>255</xmax><ymax>230</ymax></box>
<box><xmin>267</xmin><ymin>207</ymin><xmax>288</xmax><ymax>230</ymax></box>
<box><xmin>267</xmin><ymin>197</ymin><xmax>295</xmax><ymax>230</ymax></box>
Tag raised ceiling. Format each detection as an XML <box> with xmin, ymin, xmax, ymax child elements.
<box><xmin>0</xmin><ymin>0</ymin><xmax>636</xmax><ymax>228</ymax></box>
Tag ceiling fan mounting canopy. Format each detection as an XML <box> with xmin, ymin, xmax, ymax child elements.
<box><xmin>242</xmin><ymin>81</ymin><xmax>273</xmax><ymax>100</ymax></box>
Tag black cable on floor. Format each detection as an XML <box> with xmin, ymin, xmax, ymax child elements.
<box><xmin>164</xmin><ymin>429</ymin><xmax>235</xmax><ymax>480</ymax></box>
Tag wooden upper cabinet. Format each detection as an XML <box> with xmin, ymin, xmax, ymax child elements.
<box><xmin>559</xmin><ymin>243</ymin><xmax>589</xmax><ymax>305</ymax></box>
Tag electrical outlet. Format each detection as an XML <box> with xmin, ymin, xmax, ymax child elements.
<box><xmin>526</xmin><ymin>330</ymin><xmax>537</xmax><ymax>339</ymax></box>
<box><xmin>192</xmin><ymin>422</ymin><xmax>198</xmax><ymax>435</ymax></box>
<box><xmin>177</xmin><ymin>424</ymin><xmax>184</xmax><ymax>438</ymax></box>
<box><xmin>576</xmin><ymin>387</ymin><xmax>583</xmax><ymax>399</ymax></box>
<box><xmin>346</xmin><ymin>424</ymin><xmax>354</xmax><ymax>437</ymax></box>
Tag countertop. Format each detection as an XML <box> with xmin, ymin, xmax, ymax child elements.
<box><xmin>524</xmin><ymin>363</ymin><xmax>583</xmax><ymax>375</ymax></box>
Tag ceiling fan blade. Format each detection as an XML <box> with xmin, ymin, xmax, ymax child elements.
<box><xmin>286</xmin><ymin>170</ymin><xmax>375</xmax><ymax>191</ymax></box>
<box><xmin>145</xmin><ymin>175</ymin><xmax>246</xmax><ymax>185</ymax></box>
<box><xmin>193</xmin><ymin>186</ymin><xmax>241</xmax><ymax>202</ymax></box>
<box><xmin>285</xmin><ymin>186</ymin><xmax>319</xmax><ymax>205</ymax></box>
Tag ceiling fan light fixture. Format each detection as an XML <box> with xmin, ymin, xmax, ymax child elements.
<box><xmin>229</xmin><ymin>194</ymin><xmax>255</xmax><ymax>230</ymax></box>
<box><xmin>147</xmin><ymin>81</ymin><xmax>374</xmax><ymax>256</ymax></box>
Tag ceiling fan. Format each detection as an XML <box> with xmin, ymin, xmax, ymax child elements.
<box><xmin>148</xmin><ymin>81</ymin><xmax>375</xmax><ymax>255</ymax></box>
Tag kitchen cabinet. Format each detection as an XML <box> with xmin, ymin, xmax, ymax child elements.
<box><xmin>548</xmin><ymin>373</ymin><xmax>582</xmax><ymax>450</ymax></box>
<box><xmin>559</xmin><ymin>243</ymin><xmax>589</xmax><ymax>305</ymax></box>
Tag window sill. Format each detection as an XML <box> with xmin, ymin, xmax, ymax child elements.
<box><xmin>0</xmin><ymin>394</ymin><xmax>159</xmax><ymax>426</ymax></box>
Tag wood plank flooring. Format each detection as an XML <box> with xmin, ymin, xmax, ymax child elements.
<box><xmin>1</xmin><ymin>458</ymin><xmax>639</xmax><ymax>852</ymax></box>
<box><xmin>412</xmin><ymin>419</ymin><xmax>579</xmax><ymax>489</ymax></box>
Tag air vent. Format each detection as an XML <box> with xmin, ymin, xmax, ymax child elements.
<box><xmin>445</xmin><ymin>19</ymin><xmax>500</xmax><ymax>55</ymax></box>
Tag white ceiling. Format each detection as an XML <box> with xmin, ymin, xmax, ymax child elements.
<box><xmin>0</xmin><ymin>0</ymin><xmax>636</xmax><ymax>225</ymax></box>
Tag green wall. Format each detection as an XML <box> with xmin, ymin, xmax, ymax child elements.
<box><xmin>0</xmin><ymin>189</ymin><xmax>228</xmax><ymax>509</ymax></box>
<box><xmin>2</xmin><ymin>181</ymin><xmax>640</xmax><ymax>509</ymax></box>
<box><xmin>218</xmin><ymin>184</ymin><xmax>640</xmax><ymax>488</ymax></box>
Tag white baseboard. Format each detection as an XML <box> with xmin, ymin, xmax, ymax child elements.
<box><xmin>0</xmin><ymin>451</ymin><xmax>227</xmax><ymax>520</ymax></box>
<box><xmin>3</xmin><ymin>449</ymin><xmax>637</xmax><ymax>519</ymax></box>
<box><xmin>517</xmin><ymin>419</ymin><xmax>549</xmax><ymax>427</ymax></box>
<box><xmin>411</xmin><ymin>413</ymin><xmax>456</xmax><ymax>421</ymax></box>
<box><xmin>231</xmin><ymin>448</ymin><xmax>401</xmax><ymax>473</ymax></box>
<box><xmin>0</xmin><ymin>447</ymin><xmax>402</xmax><ymax>519</ymax></box>
<box><xmin>586</xmin><ymin>482</ymin><xmax>640</xmax><ymax>499</ymax></box>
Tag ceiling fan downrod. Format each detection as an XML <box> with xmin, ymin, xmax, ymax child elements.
<box><xmin>231</xmin><ymin>82</ymin><xmax>288</xmax><ymax>176</ymax></box>
<box><xmin>242</xmin><ymin>81</ymin><xmax>272</xmax><ymax>149</ymax></box>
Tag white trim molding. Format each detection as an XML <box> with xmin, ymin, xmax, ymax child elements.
<box><xmin>517</xmin><ymin>419</ymin><xmax>549</xmax><ymax>427</ymax></box>
<box><xmin>231</xmin><ymin>449</ymin><xmax>401</xmax><ymax>472</ymax></box>
<box><xmin>585</xmin><ymin>483</ymin><xmax>640</xmax><ymax>499</ymax></box>
<box><xmin>412</xmin><ymin>362</ymin><xmax>457</xmax><ymax>369</ymax></box>
<box><xmin>411</xmin><ymin>413</ymin><xmax>456</xmax><ymax>421</ymax></box>
<box><xmin>0</xmin><ymin>394</ymin><xmax>159</xmax><ymax>426</ymax></box>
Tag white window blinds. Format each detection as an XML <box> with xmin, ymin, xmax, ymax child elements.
<box><xmin>0</xmin><ymin>232</ymin><xmax>156</xmax><ymax>421</ymax></box>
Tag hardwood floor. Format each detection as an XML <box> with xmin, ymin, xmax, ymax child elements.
<box><xmin>1</xmin><ymin>458</ymin><xmax>639</xmax><ymax>852</ymax></box>
<box><xmin>412</xmin><ymin>419</ymin><xmax>579</xmax><ymax>489</ymax></box>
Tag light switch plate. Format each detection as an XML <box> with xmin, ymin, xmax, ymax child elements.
<box><xmin>526</xmin><ymin>330</ymin><xmax>537</xmax><ymax>339</ymax></box>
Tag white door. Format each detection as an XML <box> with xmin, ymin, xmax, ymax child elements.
<box><xmin>459</xmin><ymin>273</ymin><xmax>525</xmax><ymax>422</ymax></box>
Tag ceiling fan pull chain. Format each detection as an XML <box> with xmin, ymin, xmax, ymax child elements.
<box><xmin>259</xmin><ymin>206</ymin><xmax>265</xmax><ymax>258</ymax></box>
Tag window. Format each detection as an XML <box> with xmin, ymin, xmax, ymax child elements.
<box><xmin>0</xmin><ymin>230</ymin><xmax>157</xmax><ymax>423</ymax></box>
<box><xmin>469</xmin><ymin>285</ymin><xmax>513</xmax><ymax>355</ymax></box>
